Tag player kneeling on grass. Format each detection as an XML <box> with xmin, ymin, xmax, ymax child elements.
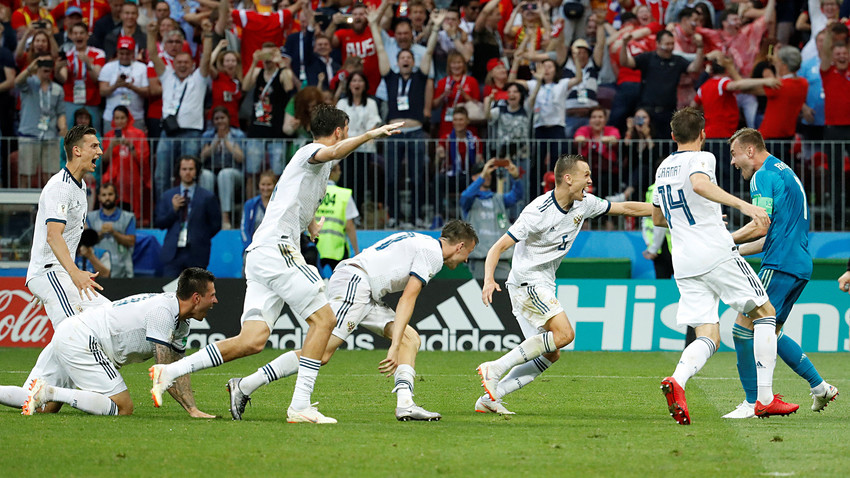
<box><xmin>226</xmin><ymin>220</ymin><xmax>478</xmax><ymax>421</ymax></box>
<box><xmin>477</xmin><ymin>154</ymin><xmax>653</xmax><ymax>414</ymax></box>
<box><xmin>10</xmin><ymin>268</ymin><xmax>217</xmax><ymax>417</ymax></box>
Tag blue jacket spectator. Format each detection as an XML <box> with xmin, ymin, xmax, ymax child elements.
<box><xmin>155</xmin><ymin>155</ymin><xmax>221</xmax><ymax>277</ymax></box>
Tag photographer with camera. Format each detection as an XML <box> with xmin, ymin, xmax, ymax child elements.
<box><xmin>15</xmin><ymin>56</ymin><xmax>66</xmax><ymax>187</ymax></box>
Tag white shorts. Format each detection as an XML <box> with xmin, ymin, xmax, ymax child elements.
<box><xmin>241</xmin><ymin>244</ymin><xmax>328</xmax><ymax>331</ymax></box>
<box><xmin>675</xmin><ymin>256</ymin><xmax>769</xmax><ymax>327</ymax></box>
<box><xmin>508</xmin><ymin>283</ymin><xmax>564</xmax><ymax>337</ymax></box>
<box><xmin>328</xmin><ymin>265</ymin><xmax>395</xmax><ymax>340</ymax></box>
<box><xmin>27</xmin><ymin>269</ymin><xmax>112</xmax><ymax>326</ymax></box>
<box><xmin>25</xmin><ymin>317</ymin><xmax>126</xmax><ymax>396</ymax></box>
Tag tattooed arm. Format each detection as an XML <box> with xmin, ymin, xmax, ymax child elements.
<box><xmin>154</xmin><ymin>344</ymin><xmax>218</xmax><ymax>418</ymax></box>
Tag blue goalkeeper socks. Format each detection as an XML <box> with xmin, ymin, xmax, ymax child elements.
<box><xmin>776</xmin><ymin>331</ymin><xmax>823</xmax><ymax>388</ymax></box>
<box><xmin>732</xmin><ymin>324</ymin><xmax>757</xmax><ymax>404</ymax></box>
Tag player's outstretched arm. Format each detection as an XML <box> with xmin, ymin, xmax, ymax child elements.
<box><xmin>737</xmin><ymin>237</ymin><xmax>765</xmax><ymax>256</ymax></box>
<box><xmin>482</xmin><ymin>234</ymin><xmax>515</xmax><ymax>306</ymax></box>
<box><xmin>607</xmin><ymin>201</ymin><xmax>653</xmax><ymax>217</ymax></box>
<box><xmin>154</xmin><ymin>344</ymin><xmax>218</xmax><ymax>418</ymax></box>
<box><xmin>838</xmin><ymin>270</ymin><xmax>850</xmax><ymax>293</ymax></box>
<box><xmin>651</xmin><ymin>205</ymin><xmax>669</xmax><ymax>227</ymax></box>
<box><xmin>690</xmin><ymin>173</ymin><xmax>770</xmax><ymax>229</ymax></box>
<box><xmin>311</xmin><ymin>122</ymin><xmax>405</xmax><ymax>163</ymax></box>
<box><xmin>46</xmin><ymin>222</ymin><xmax>103</xmax><ymax>300</ymax></box>
<box><xmin>379</xmin><ymin>278</ymin><xmax>423</xmax><ymax>376</ymax></box>
<box><xmin>731</xmin><ymin>219</ymin><xmax>768</xmax><ymax>245</ymax></box>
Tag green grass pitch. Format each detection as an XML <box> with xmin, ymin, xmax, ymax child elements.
<box><xmin>1</xmin><ymin>348</ymin><xmax>848</xmax><ymax>476</ymax></box>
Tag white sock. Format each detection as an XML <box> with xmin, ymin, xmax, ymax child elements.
<box><xmin>492</xmin><ymin>331</ymin><xmax>556</xmax><ymax>378</ymax></box>
<box><xmin>495</xmin><ymin>356</ymin><xmax>552</xmax><ymax>400</ymax></box>
<box><xmin>240</xmin><ymin>351</ymin><xmax>299</xmax><ymax>396</ymax></box>
<box><xmin>163</xmin><ymin>343</ymin><xmax>224</xmax><ymax>383</ymax></box>
<box><xmin>290</xmin><ymin>357</ymin><xmax>321</xmax><ymax>411</ymax></box>
<box><xmin>672</xmin><ymin>336</ymin><xmax>716</xmax><ymax>388</ymax></box>
<box><xmin>0</xmin><ymin>385</ymin><xmax>28</xmax><ymax>408</ymax></box>
<box><xmin>48</xmin><ymin>386</ymin><xmax>118</xmax><ymax>415</ymax></box>
<box><xmin>393</xmin><ymin>364</ymin><xmax>416</xmax><ymax>408</ymax></box>
<box><xmin>754</xmin><ymin>317</ymin><xmax>777</xmax><ymax>404</ymax></box>
<box><xmin>811</xmin><ymin>381</ymin><xmax>826</xmax><ymax>396</ymax></box>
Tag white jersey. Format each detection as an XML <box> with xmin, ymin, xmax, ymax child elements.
<box><xmin>652</xmin><ymin>150</ymin><xmax>736</xmax><ymax>278</ymax></box>
<box><xmin>27</xmin><ymin>168</ymin><xmax>88</xmax><ymax>284</ymax></box>
<box><xmin>343</xmin><ymin>232</ymin><xmax>444</xmax><ymax>301</ymax></box>
<box><xmin>247</xmin><ymin>142</ymin><xmax>337</xmax><ymax>250</ymax></box>
<box><xmin>78</xmin><ymin>293</ymin><xmax>189</xmax><ymax>368</ymax></box>
<box><xmin>506</xmin><ymin>191</ymin><xmax>610</xmax><ymax>287</ymax></box>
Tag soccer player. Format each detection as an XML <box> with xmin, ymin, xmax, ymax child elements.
<box><xmin>27</xmin><ymin>124</ymin><xmax>109</xmax><ymax>325</ymax></box>
<box><xmin>226</xmin><ymin>220</ymin><xmax>478</xmax><ymax>422</ymax></box>
<box><xmin>149</xmin><ymin>105</ymin><xmax>403</xmax><ymax>424</ymax></box>
<box><xmin>652</xmin><ymin>107</ymin><xmax>798</xmax><ymax>425</ymax></box>
<box><xmin>476</xmin><ymin>154</ymin><xmax>653</xmax><ymax>414</ymax></box>
<box><xmin>12</xmin><ymin>268</ymin><xmax>216</xmax><ymax>417</ymax></box>
<box><xmin>723</xmin><ymin>128</ymin><xmax>837</xmax><ymax>418</ymax></box>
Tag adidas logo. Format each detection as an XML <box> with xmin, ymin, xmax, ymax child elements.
<box><xmin>414</xmin><ymin>280</ymin><xmax>520</xmax><ymax>352</ymax></box>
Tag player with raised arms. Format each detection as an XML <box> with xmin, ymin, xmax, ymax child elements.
<box><xmin>476</xmin><ymin>154</ymin><xmax>653</xmax><ymax>414</ymax></box>
<box><xmin>149</xmin><ymin>105</ymin><xmax>403</xmax><ymax>424</ymax></box>
<box><xmin>653</xmin><ymin>107</ymin><xmax>798</xmax><ymax>424</ymax></box>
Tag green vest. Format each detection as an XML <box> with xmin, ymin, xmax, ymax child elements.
<box><xmin>316</xmin><ymin>184</ymin><xmax>353</xmax><ymax>261</ymax></box>
<box><xmin>643</xmin><ymin>184</ymin><xmax>672</xmax><ymax>254</ymax></box>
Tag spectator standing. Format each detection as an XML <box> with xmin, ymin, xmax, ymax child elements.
<box><xmin>50</xmin><ymin>0</ymin><xmax>111</xmax><ymax>34</ymax></box>
<box><xmin>433</xmin><ymin>49</ymin><xmax>481</xmax><ymax>139</ymax></box>
<box><xmin>103</xmin><ymin>1</ymin><xmax>146</xmax><ymax>60</ymax></box>
<box><xmin>758</xmin><ymin>46</ymin><xmax>808</xmax><ymax>142</ymax></box>
<box><xmin>485</xmin><ymin>73</ymin><xmax>542</xmax><ymax>166</ymax></box>
<box><xmin>55</xmin><ymin>6</ymin><xmax>85</xmax><ymax>54</ymax></box>
<box><xmin>11</xmin><ymin>0</ymin><xmax>56</xmax><ymax>37</ymax></box>
<box><xmin>607</xmin><ymin>12</ymin><xmax>659</xmax><ymax>133</ymax></box>
<box><xmin>435</xmin><ymin>106</ymin><xmax>484</xmax><ymax>210</ymax></box>
<box><xmin>434</xmin><ymin>7</ymin><xmax>474</xmax><ymax>79</ymax></box>
<box><xmin>799</xmin><ymin>30</ymin><xmax>827</xmax><ymax>144</ymax></box>
<box><xmin>154</xmin><ymin>155</ymin><xmax>221</xmax><ymax>277</ymax></box>
<box><xmin>460</xmin><ymin>158</ymin><xmax>523</xmax><ymax>280</ymax></box>
<box><xmin>98</xmin><ymin>36</ymin><xmax>148</xmax><ymax>129</ymax></box>
<box><xmin>148</xmin><ymin>20</ymin><xmax>212</xmax><ymax>200</ymax></box>
<box><xmin>15</xmin><ymin>56</ymin><xmax>66</xmax><ymax>187</ymax></box>
<box><xmin>242</xmin><ymin>42</ymin><xmax>296</xmax><ymax>186</ymax></box>
<box><xmin>207</xmin><ymin>41</ymin><xmax>243</xmax><ymax>128</ymax></box>
<box><xmin>471</xmin><ymin>0</ymin><xmax>504</xmax><ymax>83</ymax></box>
<box><xmin>305</xmin><ymin>33</ymin><xmax>339</xmax><ymax>90</ymax></box>
<box><xmin>620</xmin><ymin>29</ymin><xmax>703</xmax><ymax>139</ymax></box>
<box><xmin>101</xmin><ymin>105</ymin><xmax>150</xmax><ymax>222</ymax></box>
<box><xmin>15</xmin><ymin>27</ymin><xmax>59</xmax><ymax>71</ymax></box>
<box><xmin>0</xmin><ymin>23</ymin><xmax>15</xmax><ymax>151</ymax></box>
<box><xmin>819</xmin><ymin>24</ymin><xmax>850</xmax><ymax>228</ymax></box>
<box><xmin>57</xmin><ymin>22</ymin><xmax>105</xmax><ymax>132</ymax></box>
<box><xmin>200</xmin><ymin>107</ymin><xmax>246</xmax><ymax>230</ymax></box>
<box><xmin>329</xmin><ymin>3</ymin><xmax>380</xmax><ymax>95</ymax></box>
<box><xmin>87</xmin><ymin>182</ymin><xmax>136</xmax><ymax>278</ymax></box>
<box><xmin>623</xmin><ymin>108</ymin><xmax>659</xmax><ymax>196</ymax></box>
<box><xmin>225</xmin><ymin>0</ymin><xmax>298</xmax><ymax>76</ymax></box>
<box><xmin>91</xmin><ymin>0</ymin><xmax>125</xmax><ymax>50</ymax></box>
<box><xmin>373</xmin><ymin>13</ymin><xmax>440</xmax><ymax>223</ymax></box>
<box><xmin>562</xmin><ymin>37</ymin><xmax>601</xmax><ymax>136</ymax></box>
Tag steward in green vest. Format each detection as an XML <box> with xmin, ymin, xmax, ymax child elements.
<box><xmin>642</xmin><ymin>183</ymin><xmax>673</xmax><ymax>279</ymax></box>
<box><xmin>316</xmin><ymin>164</ymin><xmax>359</xmax><ymax>273</ymax></box>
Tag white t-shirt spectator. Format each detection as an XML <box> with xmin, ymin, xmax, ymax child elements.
<box><xmin>99</xmin><ymin>59</ymin><xmax>149</xmax><ymax>123</ymax></box>
<box><xmin>161</xmin><ymin>67</ymin><xmax>206</xmax><ymax>131</ymax></box>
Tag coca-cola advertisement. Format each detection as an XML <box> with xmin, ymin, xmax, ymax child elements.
<box><xmin>0</xmin><ymin>278</ymin><xmax>54</xmax><ymax>347</ymax></box>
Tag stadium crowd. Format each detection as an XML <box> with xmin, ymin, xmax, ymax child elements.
<box><xmin>0</xmin><ymin>0</ymin><xmax>849</xmax><ymax>232</ymax></box>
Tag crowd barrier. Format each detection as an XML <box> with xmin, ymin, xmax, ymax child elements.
<box><xmin>2</xmin><ymin>277</ymin><xmax>848</xmax><ymax>352</ymax></box>
<box><xmin>1</xmin><ymin>137</ymin><xmax>848</xmax><ymax>233</ymax></box>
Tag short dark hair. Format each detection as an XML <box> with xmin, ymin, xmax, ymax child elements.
<box><xmin>717</xmin><ymin>9</ymin><xmax>736</xmax><ymax>26</ymax></box>
<box><xmin>452</xmin><ymin>105</ymin><xmax>469</xmax><ymax>118</ymax></box>
<box><xmin>310</xmin><ymin>104</ymin><xmax>350</xmax><ymax>138</ymax></box>
<box><xmin>656</xmin><ymin>29</ymin><xmax>674</xmax><ymax>43</ymax></box>
<box><xmin>64</xmin><ymin>125</ymin><xmax>98</xmax><ymax>160</ymax></box>
<box><xmin>98</xmin><ymin>182</ymin><xmax>117</xmax><ymax>196</ymax></box>
<box><xmin>73</xmin><ymin>107</ymin><xmax>92</xmax><ymax>124</ymax></box>
<box><xmin>393</xmin><ymin>17</ymin><xmax>412</xmax><ymax>30</ymax></box>
<box><xmin>70</xmin><ymin>23</ymin><xmax>88</xmax><ymax>34</ymax></box>
<box><xmin>553</xmin><ymin>154</ymin><xmax>587</xmax><ymax>186</ymax></box>
<box><xmin>670</xmin><ymin>107</ymin><xmax>705</xmax><ymax>144</ymax></box>
<box><xmin>728</xmin><ymin>127</ymin><xmax>767</xmax><ymax>151</ymax></box>
<box><xmin>176</xmin><ymin>267</ymin><xmax>216</xmax><ymax>300</ymax></box>
<box><xmin>177</xmin><ymin>154</ymin><xmax>201</xmax><ymax>175</ymax></box>
<box><xmin>211</xmin><ymin>105</ymin><xmax>230</xmax><ymax>118</ymax></box>
<box><xmin>80</xmin><ymin>228</ymin><xmax>100</xmax><ymax>248</ymax></box>
<box><xmin>678</xmin><ymin>7</ymin><xmax>696</xmax><ymax>21</ymax></box>
<box><xmin>112</xmin><ymin>105</ymin><xmax>130</xmax><ymax>119</ymax></box>
<box><xmin>441</xmin><ymin>219</ymin><xmax>478</xmax><ymax>246</ymax></box>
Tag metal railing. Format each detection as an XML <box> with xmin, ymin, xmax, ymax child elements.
<box><xmin>0</xmin><ymin>137</ymin><xmax>847</xmax><ymax>232</ymax></box>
